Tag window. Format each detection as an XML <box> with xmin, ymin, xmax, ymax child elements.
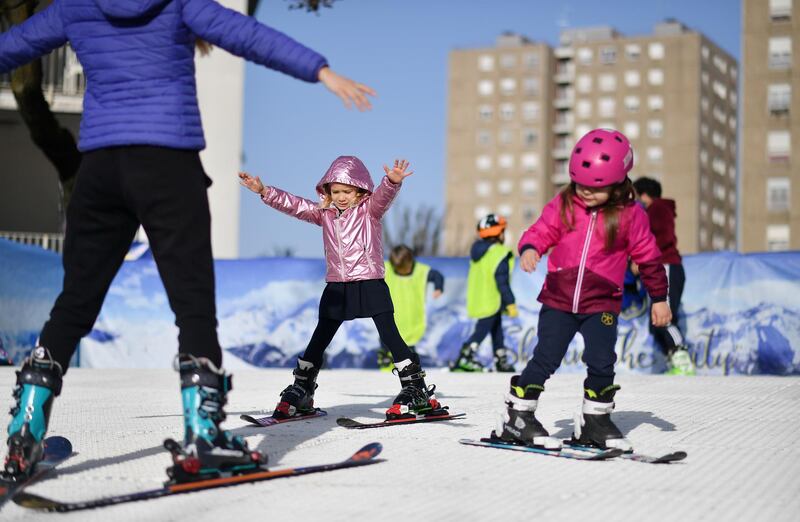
<box><xmin>729</xmin><ymin>116</ymin><xmax>737</xmax><ymax>132</ymax></box>
<box><xmin>624</xmin><ymin>70</ymin><xmax>641</xmax><ymax>87</ymax></box>
<box><xmin>701</xmin><ymin>96</ymin><xmax>710</xmax><ymax>112</ymax></box>
<box><xmin>767</xmin><ymin>178</ymin><xmax>791</xmax><ymax>212</ymax></box>
<box><xmin>624</xmin><ymin>95</ymin><xmax>641</xmax><ymax>112</ymax></box>
<box><xmin>500</xmin><ymin>103</ymin><xmax>515</xmax><ymax>120</ymax></box>
<box><xmin>477</xmin><ymin>130</ymin><xmax>491</xmax><ymax>146</ymax></box>
<box><xmin>500</xmin><ymin>54</ymin><xmax>517</xmax><ymax>69</ymax></box>
<box><xmin>647</xmin><ymin>146</ymin><xmax>663</xmax><ymax>163</ymax></box>
<box><xmin>624</xmin><ymin>121</ymin><xmax>640</xmax><ymax>139</ymax></box>
<box><xmin>712</xmin><ymin>105</ymin><xmax>727</xmax><ymax>124</ymax></box>
<box><xmin>711</xmin><ymin>208</ymin><xmax>726</xmax><ymax>226</ymax></box>
<box><xmin>598</xmin><ymin>73</ymin><xmax>617</xmax><ymax>91</ymax></box>
<box><xmin>521</xmin><ymin>153</ymin><xmax>540</xmax><ymax>172</ymax></box>
<box><xmin>701</xmin><ymin>71</ymin><xmax>710</xmax><ymax>86</ymax></box>
<box><xmin>700</xmin><ymin>149</ymin><xmax>708</xmax><ymax>165</ymax></box>
<box><xmin>713</xmin><ymin>182</ymin><xmax>727</xmax><ymax>201</ymax></box>
<box><xmin>498</xmin><ymin>128</ymin><xmax>513</xmax><ymax>145</ymax></box>
<box><xmin>647</xmin><ymin>119</ymin><xmax>664</xmax><ymax>138</ymax></box>
<box><xmin>712</xmin><ymin>157</ymin><xmax>727</xmax><ymax>175</ymax></box>
<box><xmin>701</xmin><ymin>46</ymin><xmax>710</xmax><ymax>60</ymax></box>
<box><xmin>712</xmin><ymin>80</ymin><xmax>728</xmax><ymax>99</ymax></box>
<box><xmin>575</xmin><ymin>123</ymin><xmax>592</xmax><ymax>140</ymax></box>
<box><xmin>712</xmin><ymin>234</ymin><xmax>726</xmax><ymax>251</ymax></box>
<box><xmin>500</xmin><ymin>78</ymin><xmax>517</xmax><ymax>96</ymax></box>
<box><xmin>700</xmin><ymin>200</ymin><xmax>709</xmax><ymax>217</ymax></box>
<box><xmin>522</xmin><ymin>205</ymin><xmax>537</xmax><ymax>221</ymax></box>
<box><xmin>475</xmin><ymin>180</ymin><xmax>491</xmax><ymax>197</ymax></box>
<box><xmin>648</xmin><ymin>42</ymin><xmax>665</xmax><ymax>60</ymax></box>
<box><xmin>767</xmin><ymin>130</ymin><xmax>791</xmax><ymax>161</ymax></box>
<box><xmin>521</xmin><ymin>178</ymin><xmax>539</xmax><ymax>197</ymax></box>
<box><xmin>478</xmin><ymin>105</ymin><xmax>493</xmax><ymax>121</ymax></box>
<box><xmin>600</xmin><ymin>46</ymin><xmax>617</xmax><ymax>64</ymax></box>
<box><xmin>522</xmin><ymin>102</ymin><xmax>539</xmax><ymax>121</ymax></box>
<box><xmin>729</xmin><ymin>90</ymin><xmax>738</xmax><ymax>107</ymax></box>
<box><xmin>478</xmin><ymin>80</ymin><xmax>494</xmax><ymax>96</ymax></box>
<box><xmin>576</xmin><ymin>74</ymin><xmax>593</xmax><ymax>93</ymax></box>
<box><xmin>700</xmin><ymin>122</ymin><xmax>709</xmax><ymax>137</ymax></box>
<box><xmin>770</xmin><ymin>0</ymin><xmax>792</xmax><ymax>19</ymax></box>
<box><xmin>577</xmin><ymin>47</ymin><xmax>593</xmax><ymax>65</ymax></box>
<box><xmin>598</xmin><ymin>97</ymin><xmax>616</xmax><ymax>117</ymax></box>
<box><xmin>498</xmin><ymin>154</ymin><xmax>514</xmax><ymax>169</ymax></box>
<box><xmin>524</xmin><ymin>53</ymin><xmax>539</xmax><ymax>70</ymax></box>
<box><xmin>648</xmin><ymin>69</ymin><xmax>664</xmax><ymax>85</ymax></box>
<box><xmin>712</xmin><ymin>131</ymin><xmax>727</xmax><ymax>150</ymax></box>
<box><xmin>498</xmin><ymin>179</ymin><xmax>514</xmax><ymax>194</ymax></box>
<box><xmin>476</xmin><ymin>155</ymin><xmax>492</xmax><ymax>171</ymax></box>
<box><xmin>648</xmin><ymin>95</ymin><xmax>664</xmax><ymax>111</ymax></box>
<box><xmin>498</xmin><ymin>203</ymin><xmax>513</xmax><ymax>218</ymax></box>
<box><xmin>768</xmin><ymin>84</ymin><xmax>791</xmax><ymax>113</ymax></box>
<box><xmin>474</xmin><ymin>206</ymin><xmax>490</xmax><ymax>221</ymax></box>
<box><xmin>767</xmin><ymin>224</ymin><xmax>790</xmax><ymax>251</ymax></box>
<box><xmin>522</xmin><ymin>129</ymin><xmax>538</xmax><ymax>147</ymax></box>
<box><xmin>769</xmin><ymin>37</ymin><xmax>792</xmax><ymax>69</ymax></box>
<box><xmin>523</xmin><ymin>77</ymin><xmax>539</xmax><ymax>96</ymax></box>
<box><xmin>478</xmin><ymin>54</ymin><xmax>495</xmax><ymax>72</ymax></box>
<box><xmin>625</xmin><ymin>44</ymin><xmax>641</xmax><ymax>61</ymax></box>
<box><xmin>713</xmin><ymin>55</ymin><xmax>728</xmax><ymax>74</ymax></box>
<box><xmin>576</xmin><ymin>99</ymin><xmax>592</xmax><ymax>118</ymax></box>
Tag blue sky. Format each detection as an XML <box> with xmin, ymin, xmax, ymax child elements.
<box><xmin>238</xmin><ymin>0</ymin><xmax>740</xmax><ymax>258</ymax></box>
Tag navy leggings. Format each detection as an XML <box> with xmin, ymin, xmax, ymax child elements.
<box><xmin>465</xmin><ymin>311</ymin><xmax>504</xmax><ymax>352</ymax></box>
<box><xmin>519</xmin><ymin>305</ymin><xmax>618</xmax><ymax>393</ymax></box>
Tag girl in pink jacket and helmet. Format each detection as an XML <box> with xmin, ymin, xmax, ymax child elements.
<box><xmin>238</xmin><ymin>157</ymin><xmax>445</xmax><ymax>420</ymax></box>
<box><xmin>492</xmin><ymin>129</ymin><xmax>671</xmax><ymax>453</ymax></box>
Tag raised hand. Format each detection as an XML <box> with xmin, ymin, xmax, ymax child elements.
<box><xmin>520</xmin><ymin>249</ymin><xmax>541</xmax><ymax>273</ymax></box>
<box><xmin>238</xmin><ymin>171</ymin><xmax>265</xmax><ymax>194</ymax></box>
<box><xmin>318</xmin><ymin>67</ymin><xmax>376</xmax><ymax>111</ymax></box>
<box><xmin>383</xmin><ymin>159</ymin><xmax>413</xmax><ymax>184</ymax></box>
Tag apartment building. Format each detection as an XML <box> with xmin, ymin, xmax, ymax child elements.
<box><xmin>445</xmin><ymin>21</ymin><xmax>739</xmax><ymax>255</ymax></box>
<box><xmin>741</xmin><ymin>0</ymin><xmax>799</xmax><ymax>252</ymax></box>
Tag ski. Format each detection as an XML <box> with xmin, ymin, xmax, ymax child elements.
<box><xmin>337</xmin><ymin>412</ymin><xmax>466</xmax><ymax>429</ymax></box>
<box><xmin>0</xmin><ymin>436</ymin><xmax>73</xmax><ymax>508</ymax></box>
<box><xmin>13</xmin><ymin>442</ymin><xmax>383</xmax><ymax>512</ymax></box>
<box><xmin>240</xmin><ymin>409</ymin><xmax>327</xmax><ymax>427</ymax></box>
<box><xmin>459</xmin><ymin>438</ymin><xmax>623</xmax><ymax>460</ymax></box>
<box><xmin>563</xmin><ymin>442</ymin><xmax>687</xmax><ymax>464</ymax></box>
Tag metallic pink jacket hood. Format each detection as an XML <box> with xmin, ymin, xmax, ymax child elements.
<box><xmin>261</xmin><ymin>156</ymin><xmax>401</xmax><ymax>282</ymax></box>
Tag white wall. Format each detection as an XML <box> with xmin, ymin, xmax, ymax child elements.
<box><xmin>194</xmin><ymin>0</ymin><xmax>247</xmax><ymax>259</ymax></box>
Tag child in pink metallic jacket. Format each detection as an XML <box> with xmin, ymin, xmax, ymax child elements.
<box><xmin>492</xmin><ymin>129</ymin><xmax>671</xmax><ymax>453</ymax></box>
<box><xmin>239</xmin><ymin>157</ymin><xmax>446</xmax><ymax>420</ymax></box>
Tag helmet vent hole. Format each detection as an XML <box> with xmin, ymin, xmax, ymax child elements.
<box><xmin>582</xmin><ymin>161</ymin><xmax>591</xmax><ymax>168</ymax></box>
<box><xmin>595</xmin><ymin>178</ymin><xmax>604</xmax><ymax>183</ymax></box>
<box><xmin>614</xmin><ymin>136</ymin><xmax>623</xmax><ymax>143</ymax></box>
<box><xmin>600</xmin><ymin>154</ymin><xmax>610</xmax><ymax>162</ymax></box>
<box><xmin>592</xmin><ymin>137</ymin><xmax>603</xmax><ymax>144</ymax></box>
<box><xmin>575</xmin><ymin>147</ymin><xmax>582</xmax><ymax>154</ymax></box>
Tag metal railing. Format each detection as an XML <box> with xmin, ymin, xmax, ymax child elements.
<box><xmin>0</xmin><ymin>231</ymin><xmax>65</xmax><ymax>254</ymax></box>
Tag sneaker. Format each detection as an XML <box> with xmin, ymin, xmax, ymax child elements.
<box><xmin>667</xmin><ymin>349</ymin><xmax>695</xmax><ymax>376</ymax></box>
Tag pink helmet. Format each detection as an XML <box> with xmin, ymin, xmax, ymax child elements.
<box><xmin>568</xmin><ymin>128</ymin><xmax>634</xmax><ymax>187</ymax></box>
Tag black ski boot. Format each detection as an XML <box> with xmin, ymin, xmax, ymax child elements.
<box><xmin>449</xmin><ymin>342</ymin><xmax>485</xmax><ymax>372</ymax></box>
<box><xmin>167</xmin><ymin>355</ymin><xmax>265</xmax><ymax>483</ymax></box>
<box><xmin>273</xmin><ymin>357</ymin><xmax>319</xmax><ymax>419</ymax></box>
<box><xmin>493</xmin><ymin>347</ymin><xmax>516</xmax><ymax>373</ymax></box>
<box><xmin>386</xmin><ymin>359</ymin><xmax>443</xmax><ymax>419</ymax></box>
<box><xmin>492</xmin><ymin>376</ymin><xmax>561</xmax><ymax>449</ymax></box>
<box><xmin>572</xmin><ymin>384</ymin><xmax>632</xmax><ymax>452</ymax></box>
<box><xmin>4</xmin><ymin>347</ymin><xmax>62</xmax><ymax>479</ymax></box>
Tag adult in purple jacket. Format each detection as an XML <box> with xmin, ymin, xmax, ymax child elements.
<box><xmin>0</xmin><ymin>0</ymin><xmax>375</xmax><ymax>480</ymax></box>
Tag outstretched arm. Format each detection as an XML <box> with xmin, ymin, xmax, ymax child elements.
<box><xmin>239</xmin><ymin>172</ymin><xmax>322</xmax><ymax>226</ymax></box>
<box><xmin>0</xmin><ymin>1</ymin><xmax>67</xmax><ymax>74</ymax></box>
<box><xmin>368</xmin><ymin>159</ymin><xmax>412</xmax><ymax>219</ymax></box>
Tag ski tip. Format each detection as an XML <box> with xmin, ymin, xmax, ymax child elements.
<box><xmin>593</xmin><ymin>448</ymin><xmax>625</xmax><ymax>460</ymax></box>
<box><xmin>13</xmin><ymin>491</ymin><xmax>61</xmax><ymax>511</ymax></box>
<box><xmin>654</xmin><ymin>451</ymin><xmax>688</xmax><ymax>463</ymax></box>
<box><xmin>336</xmin><ymin>417</ymin><xmax>360</xmax><ymax>428</ymax></box>
<box><xmin>44</xmin><ymin>436</ymin><xmax>73</xmax><ymax>455</ymax></box>
<box><xmin>350</xmin><ymin>442</ymin><xmax>383</xmax><ymax>461</ymax></box>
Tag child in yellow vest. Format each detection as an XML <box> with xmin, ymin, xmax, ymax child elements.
<box><xmin>379</xmin><ymin>245</ymin><xmax>445</xmax><ymax>371</ymax></box>
<box><xmin>451</xmin><ymin>214</ymin><xmax>518</xmax><ymax>372</ymax></box>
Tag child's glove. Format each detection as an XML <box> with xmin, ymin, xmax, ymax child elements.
<box><xmin>504</xmin><ymin>304</ymin><xmax>519</xmax><ymax>317</ymax></box>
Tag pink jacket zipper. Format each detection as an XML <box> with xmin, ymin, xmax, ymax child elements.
<box><xmin>572</xmin><ymin>210</ymin><xmax>597</xmax><ymax>313</ymax></box>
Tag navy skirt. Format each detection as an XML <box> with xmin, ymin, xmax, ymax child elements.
<box><xmin>319</xmin><ymin>279</ymin><xmax>394</xmax><ymax>320</ymax></box>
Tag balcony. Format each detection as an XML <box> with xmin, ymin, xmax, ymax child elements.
<box><xmin>553</xmin><ymin>94</ymin><xmax>575</xmax><ymax>109</ymax></box>
<box><xmin>554</xmin><ymin>47</ymin><xmax>575</xmax><ymax>59</ymax></box>
<box><xmin>0</xmin><ymin>45</ymin><xmax>84</xmax><ymax>113</ymax></box>
<box><xmin>554</xmin><ymin>63</ymin><xmax>575</xmax><ymax>84</ymax></box>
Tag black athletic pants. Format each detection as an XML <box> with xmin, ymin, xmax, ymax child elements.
<box><xmin>39</xmin><ymin>146</ymin><xmax>222</xmax><ymax>371</ymax></box>
<box><xmin>465</xmin><ymin>311</ymin><xmax>504</xmax><ymax>352</ymax></box>
<box><xmin>649</xmin><ymin>263</ymin><xmax>686</xmax><ymax>355</ymax></box>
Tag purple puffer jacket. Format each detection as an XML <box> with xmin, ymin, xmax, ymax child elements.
<box><xmin>260</xmin><ymin>156</ymin><xmax>400</xmax><ymax>282</ymax></box>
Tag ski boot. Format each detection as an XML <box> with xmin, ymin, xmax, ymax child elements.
<box><xmin>273</xmin><ymin>357</ymin><xmax>319</xmax><ymax>420</ymax></box>
<box><xmin>4</xmin><ymin>347</ymin><xmax>62</xmax><ymax>479</ymax></box>
<box><xmin>492</xmin><ymin>376</ymin><xmax>561</xmax><ymax>449</ymax></box>
<box><xmin>449</xmin><ymin>342</ymin><xmax>485</xmax><ymax>372</ymax></box>
<box><xmin>666</xmin><ymin>347</ymin><xmax>695</xmax><ymax>376</ymax></box>
<box><xmin>493</xmin><ymin>347</ymin><xmax>516</xmax><ymax>373</ymax></box>
<box><xmin>167</xmin><ymin>355</ymin><xmax>265</xmax><ymax>483</ymax></box>
<box><xmin>377</xmin><ymin>347</ymin><xmax>394</xmax><ymax>373</ymax></box>
<box><xmin>385</xmin><ymin>359</ymin><xmax>443</xmax><ymax>420</ymax></box>
<box><xmin>572</xmin><ymin>384</ymin><xmax>632</xmax><ymax>452</ymax></box>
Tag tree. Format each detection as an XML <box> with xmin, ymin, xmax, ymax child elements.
<box><xmin>383</xmin><ymin>204</ymin><xmax>444</xmax><ymax>257</ymax></box>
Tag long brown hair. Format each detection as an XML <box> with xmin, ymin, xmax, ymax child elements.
<box><xmin>318</xmin><ymin>183</ymin><xmax>368</xmax><ymax>209</ymax></box>
<box><xmin>559</xmin><ymin>179</ymin><xmax>636</xmax><ymax>251</ymax></box>
<box><xmin>195</xmin><ymin>40</ymin><xmax>213</xmax><ymax>56</ymax></box>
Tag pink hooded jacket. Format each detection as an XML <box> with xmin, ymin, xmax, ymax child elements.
<box><xmin>260</xmin><ymin>156</ymin><xmax>400</xmax><ymax>282</ymax></box>
<box><xmin>519</xmin><ymin>194</ymin><xmax>667</xmax><ymax>314</ymax></box>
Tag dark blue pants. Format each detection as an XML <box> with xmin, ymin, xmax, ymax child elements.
<box><xmin>466</xmin><ymin>311</ymin><xmax>504</xmax><ymax>352</ymax></box>
<box><xmin>519</xmin><ymin>305</ymin><xmax>618</xmax><ymax>392</ymax></box>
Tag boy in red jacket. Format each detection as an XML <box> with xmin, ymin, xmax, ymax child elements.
<box><xmin>632</xmin><ymin>177</ymin><xmax>695</xmax><ymax>376</ymax></box>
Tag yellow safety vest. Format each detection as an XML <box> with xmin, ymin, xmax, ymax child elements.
<box><xmin>384</xmin><ymin>261</ymin><xmax>431</xmax><ymax>346</ymax></box>
<box><xmin>467</xmin><ymin>244</ymin><xmax>514</xmax><ymax>319</ymax></box>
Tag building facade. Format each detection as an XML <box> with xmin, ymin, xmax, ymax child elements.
<box><xmin>741</xmin><ymin>0</ymin><xmax>799</xmax><ymax>252</ymax></box>
<box><xmin>445</xmin><ymin>21</ymin><xmax>739</xmax><ymax>255</ymax></box>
